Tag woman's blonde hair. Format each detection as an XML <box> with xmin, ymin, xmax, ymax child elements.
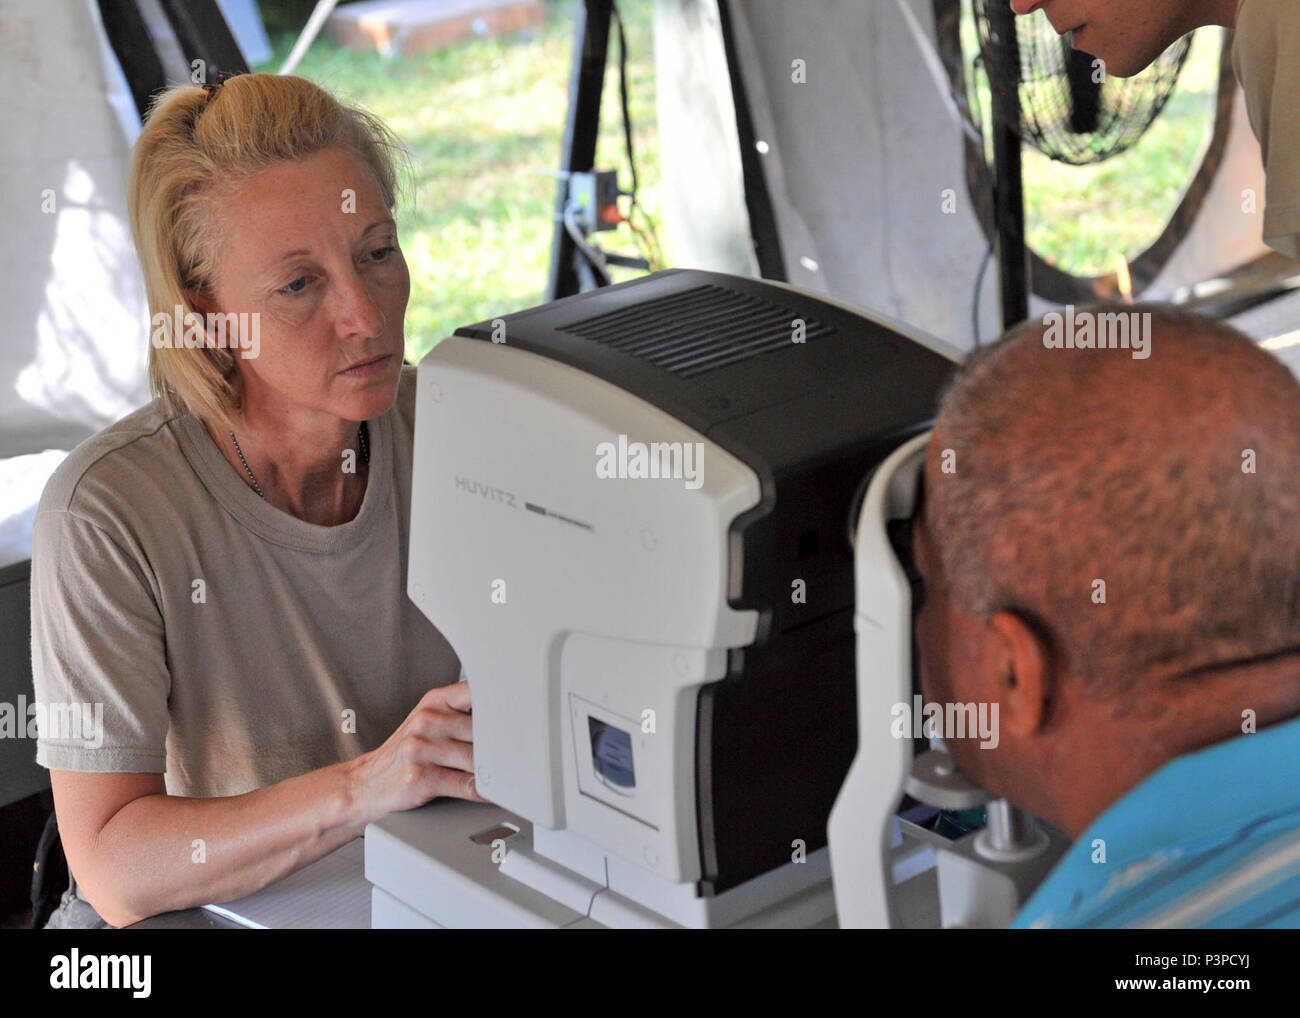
<box><xmin>128</xmin><ymin>73</ymin><xmax>406</xmax><ymax>431</ymax></box>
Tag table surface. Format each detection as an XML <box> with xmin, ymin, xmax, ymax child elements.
<box><xmin>130</xmin><ymin>908</ymin><xmax>244</xmax><ymax>929</ymax></box>
<box><xmin>129</xmin><ymin>837</ymin><xmax>370</xmax><ymax>930</ymax></box>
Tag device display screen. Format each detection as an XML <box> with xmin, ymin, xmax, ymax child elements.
<box><xmin>588</xmin><ymin>717</ymin><xmax>636</xmax><ymax>789</ymax></box>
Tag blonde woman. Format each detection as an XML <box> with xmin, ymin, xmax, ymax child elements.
<box><xmin>32</xmin><ymin>74</ymin><xmax>483</xmax><ymax>928</ymax></box>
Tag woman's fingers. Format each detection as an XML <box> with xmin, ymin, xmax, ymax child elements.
<box><xmin>437</xmin><ymin>768</ymin><xmax>488</xmax><ymax>804</ymax></box>
<box><xmin>358</xmin><ymin>681</ymin><xmax>486</xmax><ymax>817</ymax></box>
<box><xmin>416</xmin><ymin>679</ymin><xmax>472</xmax><ymax>713</ymax></box>
<box><xmin>440</xmin><ymin>679</ymin><xmax>473</xmax><ymax>713</ymax></box>
<box><xmin>404</xmin><ymin>731</ymin><xmax>474</xmax><ymax>774</ymax></box>
<box><xmin>407</xmin><ymin>706</ymin><xmax>473</xmax><ymax>743</ymax></box>
<box><xmin>400</xmin><ymin>735</ymin><xmax>488</xmax><ymax>804</ymax></box>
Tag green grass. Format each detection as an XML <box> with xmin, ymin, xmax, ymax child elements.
<box><xmin>256</xmin><ymin>0</ymin><xmax>661</xmax><ymax>362</ymax></box>
<box><xmin>256</xmin><ymin>1</ymin><xmax>1220</xmax><ymax>356</ymax></box>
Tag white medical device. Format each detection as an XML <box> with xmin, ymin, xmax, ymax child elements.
<box><xmin>366</xmin><ymin>268</ymin><xmax>1061</xmax><ymax>927</ymax></box>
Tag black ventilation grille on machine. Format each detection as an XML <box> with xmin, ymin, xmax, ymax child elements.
<box><xmin>558</xmin><ymin>284</ymin><xmax>836</xmax><ymax>378</ymax></box>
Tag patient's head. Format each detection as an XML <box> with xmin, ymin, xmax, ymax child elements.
<box><xmin>914</xmin><ymin>305</ymin><xmax>1300</xmax><ymax>837</ymax></box>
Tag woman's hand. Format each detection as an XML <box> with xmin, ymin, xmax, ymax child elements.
<box><xmin>52</xmin><ymin>681</ymin><xmax>489</xmax><ymax>926</ymax></box>
<box><xmin>348</xmin><ymin>680</ymin><xmax>489</xmax><ymax>824</ymax></box>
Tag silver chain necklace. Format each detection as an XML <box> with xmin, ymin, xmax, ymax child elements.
<box><xmin>229</xmin><ymin>422</ymin><xmax>369</xmax><ymax>500</ymax></box>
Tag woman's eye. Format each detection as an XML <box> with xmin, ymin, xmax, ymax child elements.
<box><xmin>369</xmin><ymin>246</ymin><xmax>395</xmax><ymax>262</ymax></box>
<box><xmin>280</xmin><ymin>276</ymin><xmax>311</xmax><ymax>295</ymax></box>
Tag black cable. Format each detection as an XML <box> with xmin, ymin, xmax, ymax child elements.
<box><xmin>610</xmin><ymin>0</ymin><xmax>664</xmax><ymax>270</ymax></box>
<box><xmin>611</xmin><ymin>1</ymin><xmax>637</xmax><ymax>199</ymax></box>
<box><xmin>964</xmin><ymin>0</ymin><xmax>998</xmax><ymax>347</ymax></box>
<box><xmin>972</xmin><ymin>242</ymin><xmax>993</xmax><ymax>346</ymax></box>
<box><xmin>564</xmin><ymin>206</ymin><xmax>613</xmax><ymax>287</ymax></box>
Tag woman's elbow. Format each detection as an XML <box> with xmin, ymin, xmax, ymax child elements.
<box><xmin>75</xmin><ymin>871</ymin><xmax>153</xmax><ymax>928</ymax></box>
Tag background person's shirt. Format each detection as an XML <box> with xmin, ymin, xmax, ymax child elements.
<box><xmin>1235</xmin><ymin>0</ymin><xmax>1300</xmax><ymax>259</ymax></box>
<box><xmin>1012</xmin><ymin>714</ymin><xmax>1300</xmax><ymax>928</ymax></box>
<box><xmin>30</xmin><ymin>365</ymin><xmax>461</xmax><ymax>798</ymax></box>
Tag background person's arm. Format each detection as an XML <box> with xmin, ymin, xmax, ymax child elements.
<box><xmin>53</xmin><ymin>681</ymin><xmax>483</xmax><ymax>927</ymax></box>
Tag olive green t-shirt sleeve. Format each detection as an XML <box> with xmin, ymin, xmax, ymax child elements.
<box><xmin>1235</xmin><ymin>0</ymin><xmax>1300</xmax><ymax>258</ymax></box>
<box><xmin>31</xmin><ymin>508</ymin><xmax>171</xmax><ymax>773</ymax></box>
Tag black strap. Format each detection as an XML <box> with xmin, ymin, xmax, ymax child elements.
<box><xmin>30</xmin><ymin>809</ymin><xmax>69</xmax><ymax>930</ymax></box>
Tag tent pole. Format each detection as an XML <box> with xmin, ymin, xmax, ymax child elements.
<box><xmin>546</xmin><ymin>0</ymin><xmax>613</xmax><ymax>301</ymax></box>
<box><xmin>715</xmin><ymin>0</ymin><xmax>787</xmax><ymax>283</ymax></box>
<box><xmin>156</xmin><ymin>0</ymin><xmax>249</xmax><ymax>81</ymax></box>
<box><xmin>987</xmin><ymin>2</ymin><xmax>1030</xmax><ymax>329</ymax></box>
<box><xmin>96</xmin><ymin>0</ymin><xmax>168</xmax><ymax>121</ymax></box>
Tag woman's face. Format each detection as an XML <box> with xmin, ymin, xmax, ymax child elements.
<box><xmin>201</xmin><ymin>146</ymin><xmax>409</xmax><ymax>428</ymax></box>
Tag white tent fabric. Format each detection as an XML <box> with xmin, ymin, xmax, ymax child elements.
<box><xmin>0</xmin><ymin>0</ymin><xmax>157</xmax><ymax>565</ymax></box>
<box><xmin>651</xmin><ymin>0</ymin><xmax>758</xmax><ymax>279</ymax></box>
<box><xmin>1</xmin><ymin>0</ymin><xmax>151</xmax><ymax>460</ymax></box>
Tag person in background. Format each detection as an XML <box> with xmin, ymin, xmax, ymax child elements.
<box><xmin>1010</xmin><ymin>0</ymin><xmax>1300</xmax><ymax>258</ymax></box>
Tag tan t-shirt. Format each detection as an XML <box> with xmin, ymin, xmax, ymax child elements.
<box><xmin>1234</xmin><ymin>0</ymin><xmax>1300</xmax><ymax>259</ymax></box>
<box><xmin>31</xmin><ymin>365</ymin><xmax>461</xmax><ymax>798</ymax></box>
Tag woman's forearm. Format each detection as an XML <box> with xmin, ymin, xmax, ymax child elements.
<box><xmin>89</xmin><ymin>756</ymin><xmax>368</xmax><ymax>926</ymax></box>
<box><xmin>68</xmin><ymin>682</ymin><xmax>479</xmax><ymax>927</ymax></box>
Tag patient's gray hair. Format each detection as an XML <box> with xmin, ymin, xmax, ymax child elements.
<box><xmin>928</xmin><ymin>304</ymin><xmax>1300</xmax><ymax>694</ymax></box>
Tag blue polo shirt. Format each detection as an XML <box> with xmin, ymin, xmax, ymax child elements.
<box><xmin>1012</xmin><ymin>714</ymin><xmax>1300</xmax><ymax>928</ymax></box>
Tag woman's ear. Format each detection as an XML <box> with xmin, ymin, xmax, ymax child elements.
<box><xmin>184</xmin><ymin>288</ymin><xmax>212</xmax><ymax>318</ymax></box>
<box><xmin>988</xmin><ymin>610</ymin><xmax>1051</xmax><ymax>738</ymax></box>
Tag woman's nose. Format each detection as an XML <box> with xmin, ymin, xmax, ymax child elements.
<box><xmin>334</xmin><ymin>272</ymin><xmax>386</xmax><ymax>338</ymax></box>
<box><xmin>1009</xmin><ymin>0</ymin><xmax>1047</xmax><ymax>14</ymax></box>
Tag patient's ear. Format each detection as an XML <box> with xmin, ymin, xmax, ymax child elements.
<box><xmin>987</xmin><ymin>611</ymin><xmax>1050</xmax><ymax>737</ymax></box>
